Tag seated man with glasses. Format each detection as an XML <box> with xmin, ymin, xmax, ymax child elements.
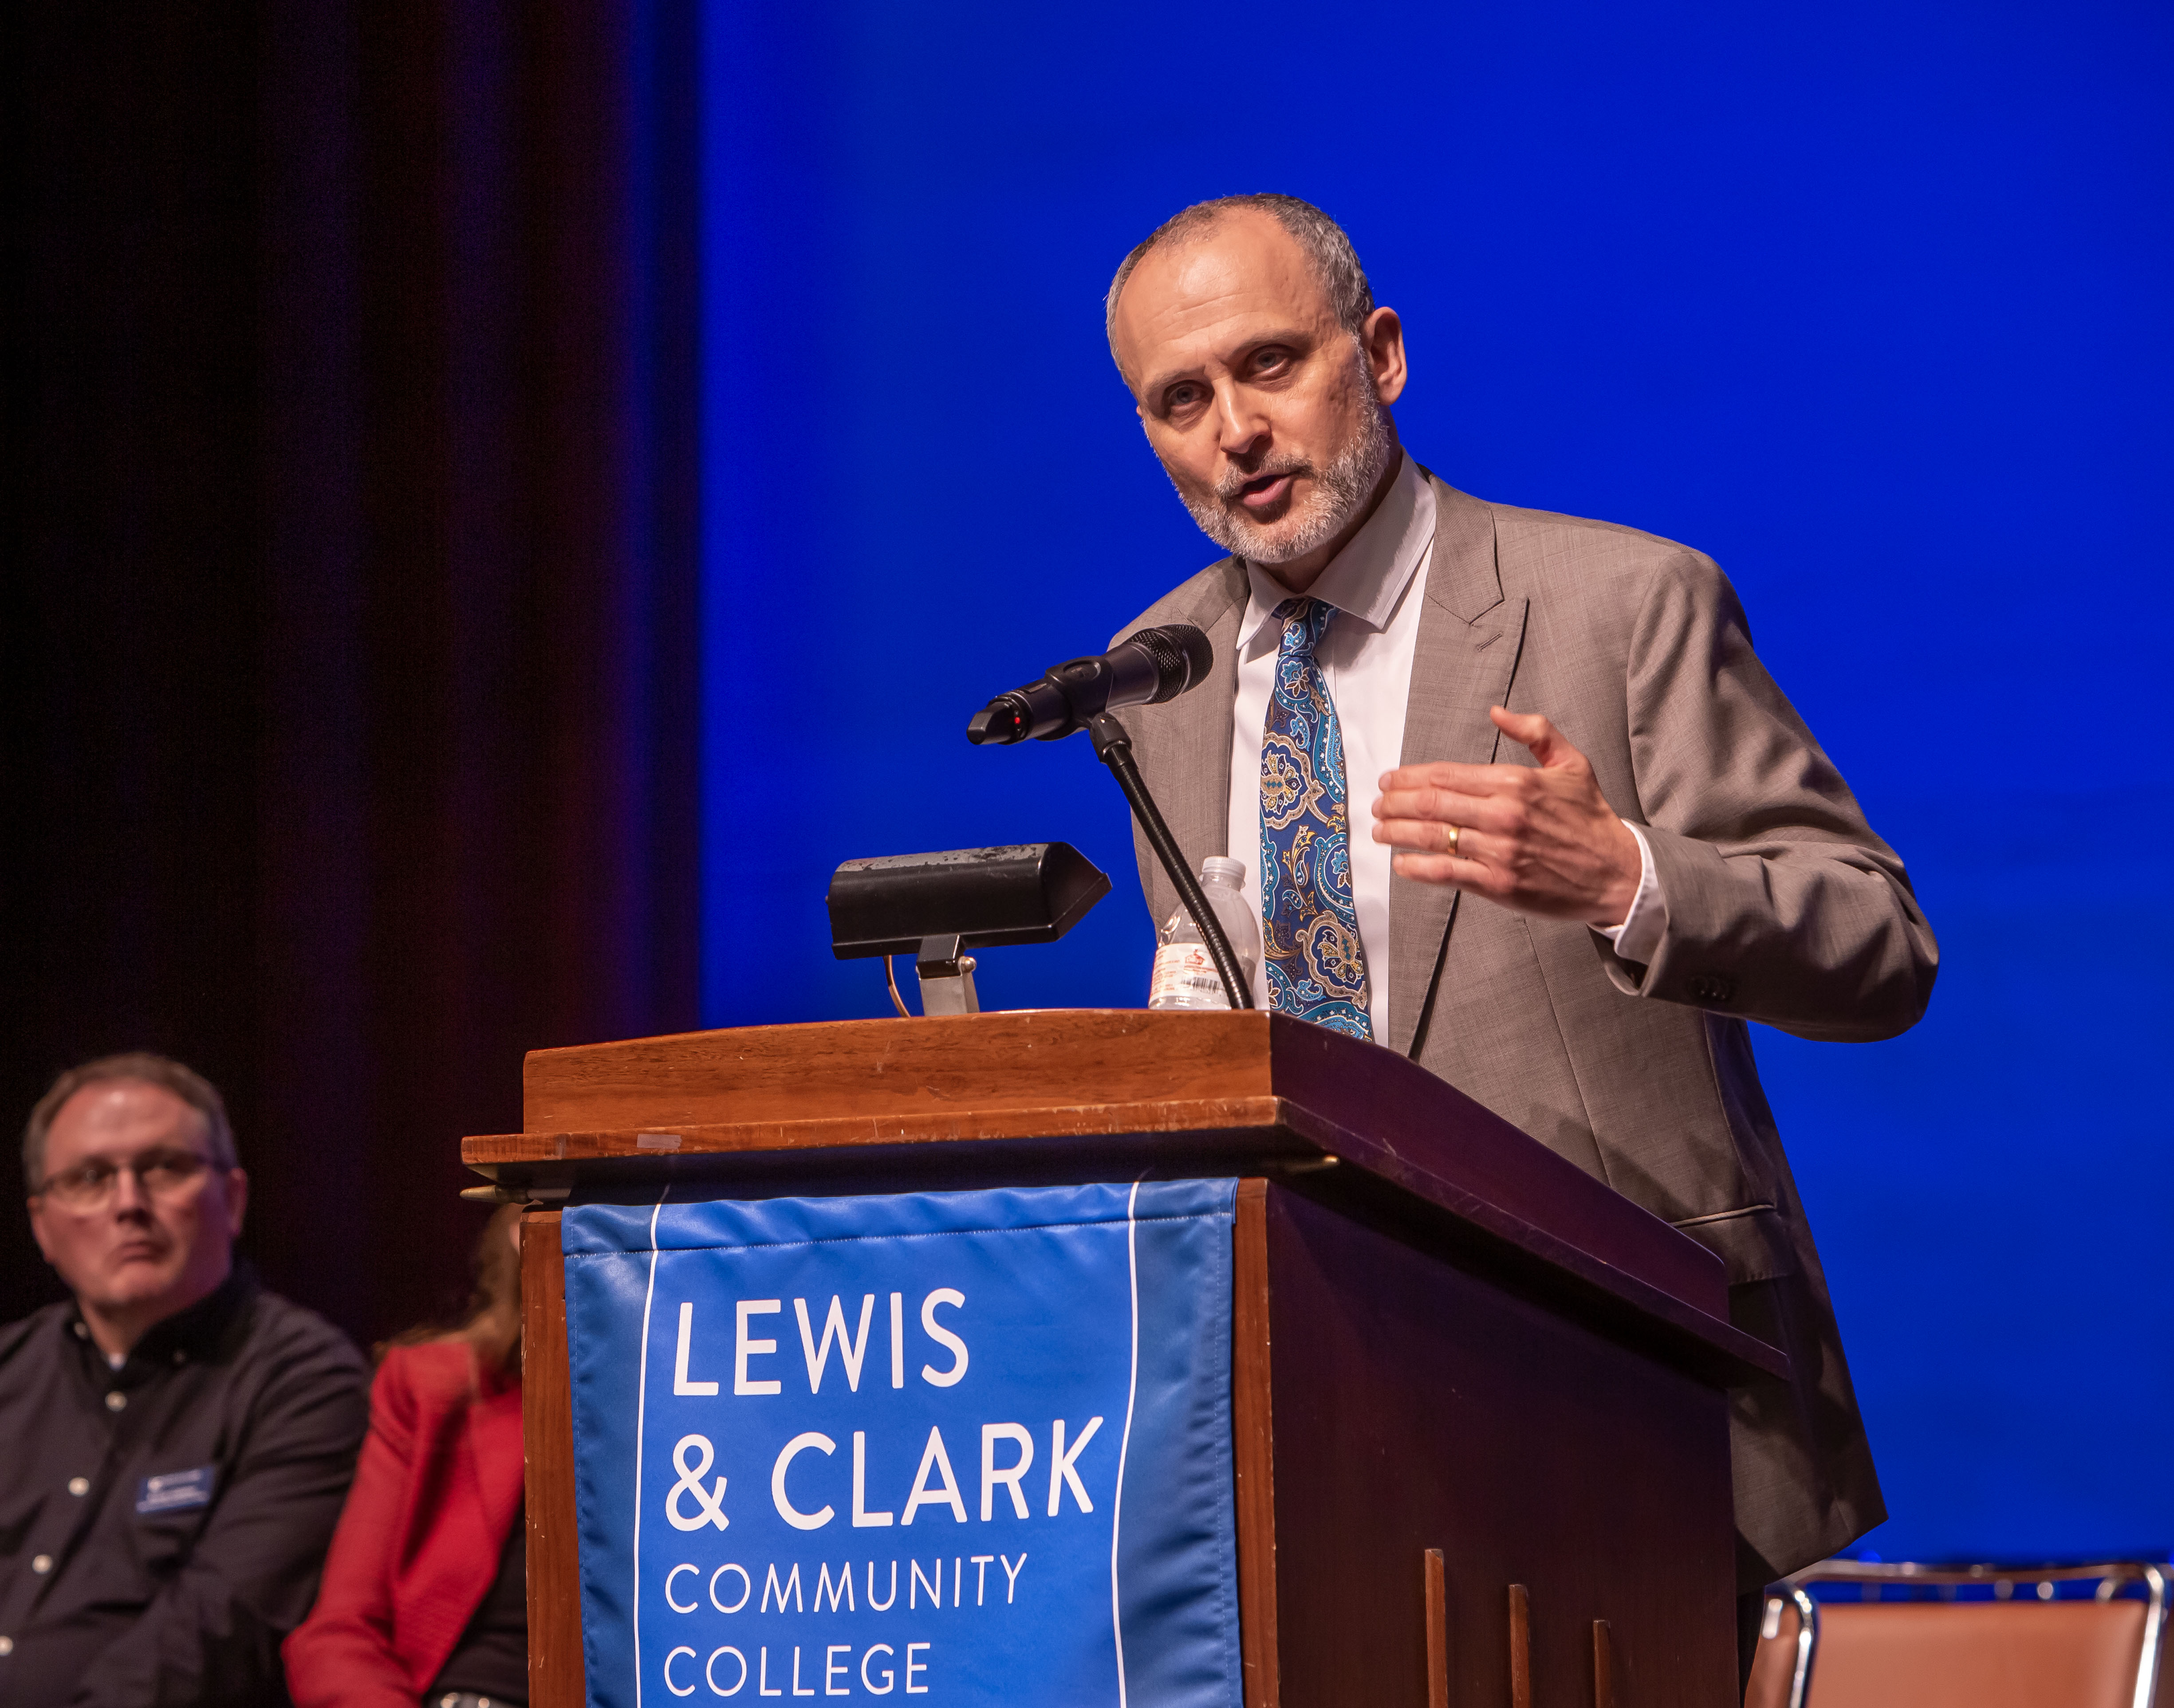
<box><xmin>0</xmin><ymin>1053</ymin><xmax>369</xmax><ymax>1708</ymax></box>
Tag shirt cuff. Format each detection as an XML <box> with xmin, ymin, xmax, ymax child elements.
<box><xmin>1597</xmin><ymin>820</ymin><xmax>1666</xmax><ymax>965</ymax></box>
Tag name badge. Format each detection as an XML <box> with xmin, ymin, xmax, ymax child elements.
<box><xmin>136</xmin><ymin>1465</ymin><xmax>216</xmax><ymax>1515</ymax></box>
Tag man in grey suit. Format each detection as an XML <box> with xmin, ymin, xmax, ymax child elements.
<box><xmin>1104</xmin><ymin>194</ymin><xmax>1937</xmax><ymax>1668</ymax></box>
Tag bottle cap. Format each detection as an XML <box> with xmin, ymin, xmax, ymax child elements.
<box><xmin>1200</xmin><ymin>855</ymin><xmax>1246</xmax><ymax>886</ymax></box>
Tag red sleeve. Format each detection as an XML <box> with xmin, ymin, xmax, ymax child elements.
<box><xmin>281</xmin><ymin>1350</ymin><xmax>430</xmax><ymax>1708</ymax></box>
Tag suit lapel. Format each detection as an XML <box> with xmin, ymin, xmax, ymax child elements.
<box><xmin>1389</xmin><ymin>476</ymin><xmax>1529</xmax><ymax>1056</ymax></box>
<box><xmin>1122</xmin><ymin>562</ymin><xmax>1246</xmax><ymax>913</ymax></box>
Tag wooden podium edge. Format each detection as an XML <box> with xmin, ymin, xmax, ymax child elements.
<box><xmin>1270</xmin><ymin>1101</ymin><xmax>1790</xmax><ymax>1387</ymax></box>
<box><xmin>1233</xmin><ymin>1178</ymin><xmax>1280</xmax><ymax>1708</ymax></box>
<box><xmin>475</xmin><ymin>1095</ymin><xmax>1783</xmax><ymax>1389</ymax></box>
<box><xmin>523</xmin><ymin>1209</ymin><xmax>585</xmax><ymax>1708</ymax></box>
<box><xmin>464</xmin><ymin>1095</ymin><xmax>1289</xmax><ymax>1163</ymax></box>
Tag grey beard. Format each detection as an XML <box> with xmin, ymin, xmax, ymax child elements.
<box><xmin>1174</xmin><ymin>378</ymin><xmax>1395</xmax><ymax>567</ymax></box>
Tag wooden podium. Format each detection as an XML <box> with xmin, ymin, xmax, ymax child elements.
<box><xmin>464</xmin><ymin>1009</ymin><xmax>1784</xmax><ymax>1708</ymax></box>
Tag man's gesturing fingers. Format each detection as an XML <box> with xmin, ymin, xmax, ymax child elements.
<box><xmin>1371</xmin><ymin>773</ymin><xmax>1493</xmax><ymax>839</ymax></box>
<box><xmin>1490</xmin><ymin>704</ymin><xmax>1584</xmax><ymax>775</ymax></box>
<box><xmin>1367</xmin><ymin>706</ymin><xmax>1641</xmax><ymax>925</ymax></box>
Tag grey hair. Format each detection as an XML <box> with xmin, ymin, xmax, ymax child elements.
<box><xmin>24</xmin><ymin>1052</ymin><xmax>237</xmax><ymax>1192</ymax></box>
<box><xmin>1105</xmin><ymin>193</ymin><xmax>1375</xmax><ymax>367</ymax></box>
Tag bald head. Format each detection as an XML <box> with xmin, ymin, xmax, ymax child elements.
<box><xmin>1110</xmin><ymin>208</ymin><xmax>1342</xmax><ymax>394</ymax></box>
<box><xmin>1106</xmin><ymin>193</ymin><xmax>1374</xmax><ymax>383</ymax></box>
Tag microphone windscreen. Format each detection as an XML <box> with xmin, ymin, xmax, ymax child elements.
<box><xmin>1123</xmin><ymin>624</ymin><xmax>1213</xmax><ymax>703</ymax></box>
<box><xmin>1169</xmin><ymin>623</ymin><xmax>1212</xmax><ymax>684</ymax></box>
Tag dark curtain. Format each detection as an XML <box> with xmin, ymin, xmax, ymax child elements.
<box><xmin>0</xmin><ymin>1</ymin><xmax>701</xmax><ymax>1343</ymax></box>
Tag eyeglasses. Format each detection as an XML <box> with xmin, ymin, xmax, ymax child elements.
<box><xmin>34</xmin><ymin>1149</ymin><xmax>215</xmax><ymax>1209</ymax></box>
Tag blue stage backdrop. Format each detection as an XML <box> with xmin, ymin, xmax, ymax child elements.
<box><xmin>695</xmin><ymin>1</ymin><xmax>2172</xmax><ymax>1563</ymax></box>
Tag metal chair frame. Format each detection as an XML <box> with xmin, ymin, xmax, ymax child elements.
<box><xmin>1760</xmin><ymin>1561</ymin><xmax>2169</xmax><ymax>1708</ymax></box>
<box><xmin>1757</xmin><ymin>1583</ymin><xmax>1820</xmax><ymax>1708</ymax></box>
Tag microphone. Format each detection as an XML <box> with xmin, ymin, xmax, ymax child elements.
<box><xmin>967</xmin><ymin>621</ymin><xmax>1250</xmax><ymax>1007</ymax></box>
<box><xmin>966</xmin><ymin>624</ymin><xmax>1213</xmax><ymax>745</ymax></box>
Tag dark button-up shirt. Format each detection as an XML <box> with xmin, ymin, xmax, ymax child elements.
<box><xmin>0</xmin><ymin>1264</ymin><xmax>369</xmax><ymax>1707</ymax></box>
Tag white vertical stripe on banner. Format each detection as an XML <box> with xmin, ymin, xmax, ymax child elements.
<box><xmin>1109</xmin><ymin>1177</ymin><xmax>1142</xmax><ymax>1707</ymax></box>
<box><xmin>631</xmin><ymin>1188</ymin><xmax>671</xmax><ymax>1708</ymax></box>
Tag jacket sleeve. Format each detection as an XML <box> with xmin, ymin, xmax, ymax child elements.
<box><xmin>280</xmin><ymin>1350</ymin><xmax>429</xmax><ymax>1708</ymax></box>
<box><xmin>67</xmin><ymin>1318</ymin><xmax>371</xmax><ymax>1708</ymax></box>
<box><xmin>1591</xmin><ymin>549</ymin><xmax>1939</xmax><ymax>1040</ymax></box>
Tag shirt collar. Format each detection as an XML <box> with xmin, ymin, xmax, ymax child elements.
<box><xmin>68</xmin><ymin>1259</ymin><xmax>259</xmax><ymax>1381</ymax></box>
<box><xmin>1237</xmin><ymin>452</ymin><xmax>1437</xmax><ymax>651</ymax></box>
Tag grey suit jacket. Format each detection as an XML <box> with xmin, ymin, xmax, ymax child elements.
<box><xmin>1111</xmin><ymin>471</ymin><xmax>1938</xmax><ymax>1583</ymax></box>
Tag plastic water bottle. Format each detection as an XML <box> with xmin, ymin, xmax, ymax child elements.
<box><xmin>1148</xmin><ymin>857</ymin><xmax>1260</xmax><ymax>1010</ymax></box>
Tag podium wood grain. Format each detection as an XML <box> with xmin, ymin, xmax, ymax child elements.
<box><xmin>1233</xmin><ymin>1178</ymin><xmax>1280</xmax><ymax>1708</ymax></box>
<box><xmin>522</xmin><ymin>1209</ymin><xmax>584</xmax><ymax>1708</ymax></box>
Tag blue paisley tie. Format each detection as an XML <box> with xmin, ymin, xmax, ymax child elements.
<box><xmin>1258</xmin><ymin>597</ymin><xmax>1373</xmax><ymax>1040</ymax></box>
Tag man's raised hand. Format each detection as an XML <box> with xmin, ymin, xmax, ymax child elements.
<box><xmin>1370</xmin><ymin>707</ymin><xmax>1643</xmax><ymax>927</ymax></box>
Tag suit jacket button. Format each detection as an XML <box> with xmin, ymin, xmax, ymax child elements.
<box><xmin>1690</xmin><ymin>974</ymin><xmax>1736</xmax><ymax>1005</ymax></box>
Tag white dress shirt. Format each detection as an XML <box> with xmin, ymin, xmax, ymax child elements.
<box><xmin>1224</xmin><ymin>453</ymin><xmax>1661</xmax><ymax>1042</ymax></box>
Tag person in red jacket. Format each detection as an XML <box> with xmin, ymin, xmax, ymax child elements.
<box><xmin>284</xmin><ymin>1206</ymin><xmax>524</xmax><ymax>1708</ymax></box>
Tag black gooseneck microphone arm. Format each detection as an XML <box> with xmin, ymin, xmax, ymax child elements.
<box><xmin>1086</xmin><ymin>713</ymin><xmax>1254</xmax><ymax>1011</ymax></box>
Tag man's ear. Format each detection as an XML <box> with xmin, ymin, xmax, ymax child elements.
<box><xmin>223</xmin><ymin>1169</ymin><xmax>249</xmax><ymax>1239</ymax></box>
<box><xmin>1365</xmin><ymin>306</ymin><xmax>1408</xmax><ymax>406</ymax></box>
<box><xmin>27</xmin><ymin>1199</ymin><xmax>54</xmax><ymax>1266</ymax></box>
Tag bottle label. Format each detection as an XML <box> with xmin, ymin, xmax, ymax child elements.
<box><xmin>1149</xmin><ymin>943</ymin><xmax>1231</xmax><ymax>1009</ymax></box>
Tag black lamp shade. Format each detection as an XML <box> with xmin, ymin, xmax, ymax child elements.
<box><xmin>826</xmin><ymin>843</ymin><xmax>1111</xmax><ymax>959</ymax></box>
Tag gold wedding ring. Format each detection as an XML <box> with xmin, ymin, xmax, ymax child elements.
<box><xmin>1446</xmin><ymin>824</ymin><xmax>1461</xmax><ymax>855</ymax></box>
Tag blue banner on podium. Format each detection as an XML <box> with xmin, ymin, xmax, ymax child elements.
<box><xmin>562</xmin><ymin>1180</ymin><xmax>1243</xmax><ymax>1708</ymax></box>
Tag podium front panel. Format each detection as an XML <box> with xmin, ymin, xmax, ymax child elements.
<box><xmin>496</xmin><ymin>1016</ymin><xmax>1759</xmax><ymax>1708</ymax></box>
